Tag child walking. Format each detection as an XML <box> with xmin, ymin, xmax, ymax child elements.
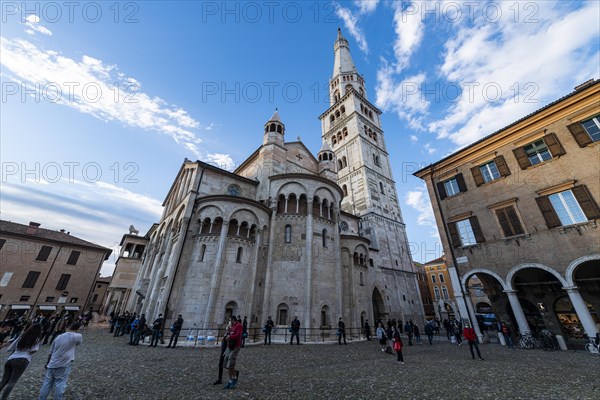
<box><xmin>393</xmin><ymin>327</ymin><xmax>404</xmax><ymax>364</ymax></box>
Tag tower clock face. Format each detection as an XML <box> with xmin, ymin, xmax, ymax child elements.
<box><xmin>228</xmin><ymin>185</ymin><xmax>241</xmax><ymax>196</ymax></box>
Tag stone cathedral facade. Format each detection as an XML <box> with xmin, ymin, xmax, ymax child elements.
<box><xmin>129</xmin><ymin>30</ymin><xmax>424</xmax><ymax>332</ymax></box>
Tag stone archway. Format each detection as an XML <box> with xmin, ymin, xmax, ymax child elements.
<box><xmin>372</xmin><ymin>288</ymin><xmax>386</xmax><ymax>322</ymax></box>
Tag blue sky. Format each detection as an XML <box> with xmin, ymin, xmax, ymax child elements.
<box><xmin>1</xmin><ymin>1</ymin><xmax>598</xmax><ymax>276</ymax></box>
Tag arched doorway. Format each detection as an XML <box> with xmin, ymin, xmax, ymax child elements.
<box><xmin>372</xmin><ymin>288</ymin><xmax>386</xmax><ymax>322</ymax></box>
<box><xmin>464</xmin><ymin>272</ymin><xmax>505</xmax><ymax>334</ymax></box>
<box><xmin>572</xmin><ymin>259</ymin><xmax>600</xmax><ymax>327</ymax></box>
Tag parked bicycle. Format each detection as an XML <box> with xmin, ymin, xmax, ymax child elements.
<box><xmin>585</xmin><ymin>337</ymin><xmax>600</xmax><ymax>355</ymax></box>
<box><xmin>539</xmin><ymin>329</ymin><xmax>556</xmax><ymax>351</ymax></box>
<box><xmin>518</xmin><ymin>332</ymin><xmax>539</xmax><ymax>350</ymax></box>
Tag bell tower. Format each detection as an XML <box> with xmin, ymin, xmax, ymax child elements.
<box><xmin>319</xmin><ymin>29</ymin><xmax>413</xmax><ymax>272</ymax></box>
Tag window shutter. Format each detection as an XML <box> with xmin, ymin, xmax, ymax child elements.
<box><xmin>447</xmin><ymin>222</ymin><xmax>461</xmax><ymax>248</ymax></box>
<box><xmin>572</xmin><ymin>185</ymin><xmax>600</xmax><ymax>220</ymax></box>
<box><xmin>471</xmin><ymin>166</ymin><xmax>485</xmax><ymax>186</ymax></box>
<box><xmin>535</xmin><ymin>196</ymin><xmax>561</xmax><ymax>228</ymax></box>
<box><xmin>495</xmin><ymin>208</ymin><xmax>513</xmax><ymax>237</ymax></box>
<box><xmin>512</xmin><ymin>147</ymin><xmax>530</xmax><ymax>170</ymax></box>
<box><xmin>456</xmin><ymin>173</ymin><xmax>468</xmax><ymax>193</ymax></box>
<box><xmin>469</xmin><ymin>216</ymin><xmax>486</xmax><ymax>243</ymax></box>
<box><xmin>494</xmin><ymin>155</ymin><xmax>511</xmax><ymax>177</ymax></box>
<box><xmin>436</xmin><ymin>181</ymin><xmax>447</xmax><ymax>200</ymax></box>
<box><xmin>544</xmin><ymin>132</ymin><xmax>566</xmax><ymax>157</ymax></box>
<box><xmin>567</xmin><ymin>122</ymin><xmax>592</xmax><ymax>148</ymax></box>
<box><xmin>506</xmin><ymin>205</ymin><xmax>524</xmax><ymax>235</ymax></box>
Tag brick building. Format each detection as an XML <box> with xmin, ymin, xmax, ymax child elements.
<box><xmin>415</xmin><ymin>80</ymin><xmax>600</xmax><ymax>346</ymax></box>
<box><xmin>0</xmin><ymin>220</ymin><xmax>111</xmax><ymax>320</ymax></box>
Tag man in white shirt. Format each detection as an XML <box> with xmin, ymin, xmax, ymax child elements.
<box><xmin>38</xmin><ymin>321</ymin><xmax>83</xmax><ymax>400</ymax></box>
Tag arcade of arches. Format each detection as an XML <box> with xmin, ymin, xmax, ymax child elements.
<box><xmin>463</xmin><ymin>257</ymin><xmax>599</xmax><ymax>347</ymax></box>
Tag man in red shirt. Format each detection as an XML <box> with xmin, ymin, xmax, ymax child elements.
<box><xmin>223</xmin><ymin>316</ymin><xmax>243</xmax><ymax>389</ymax></box>
<box><xmin>463</xmin><ymin>324</ymin><xmax>484</xmax><ymax>360</ymax></box>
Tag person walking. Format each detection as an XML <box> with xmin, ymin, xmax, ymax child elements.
<box><xmin>149</xmin><ymin>314</ymin><xmax>164</xmax><ymax>347</ymax></box>
<box><xmin>404</xmin><ymin>321</ymin><xmax>413</xmax><ymax>346</ymax></box>
<box><xmin>414</xmin><ymin>324</ymin><xmax>421</xmax><ymax>344</ymax></box>
<box><xmin>443</xmin><ymin>319</ymin><xmax>452</xmax><ymax>340</ymax></box>
<box><xmin>241</xmin><ymin>316</ymin><xmax>248</xmax><ymax>348</ymax></box>
<box><xmin>453</xmin><ymin>319</ymin><xmax>463</xmax><ymax>345</ymax></box>
<box><xmin>263</xmin><ymin>316</ymin><xmax>274</xmax><ymax>345</ymax></box>
<box><xmin>37</xmin><ymin>322</ymin><xmax>83</xmax><ymax>400</ymax></box>
<box><xmin>290</xmin><ymin>316</ymin><xmax>300</xmax><ymax>345</ymax></box>
<box><xmin>376</xmin><ymin>322</ymin><xmax>387</xmax><ymax>352</ymax></box>
<box><xmin>393</xmin><ymin>327</ymin><xmax>404</xmax><ymax>364</ymax></box>
<box><xmin>0</xmin><ymin>323</ymin><xmax>41</xmax><ymax>399</ymax></box>
<box><xmin>337</xmin><ymin>318</ymin><xmax>347</xmax><ymax>345</ymax></box>
<box><xmin>223</xmin><ymin>316</ymin><xmax>242</xmax><ymax>389</ymax></box>
<box><xmin>424</xmin><ymin>321</ymin><xmax>435</xmax><ymax>345</ymax></box>
<box><xmin>364</xmin><ymin>320</ymin><xmax>371</xmax><ymax>341</ymax></box>
<box><xmin>501</xmin><ymin>322</ymin><xmax>514</xmax><ymax>349</ymax></box>
<box><xmin>167</xmin><ymin>315</ymin><xmax>184</xmax><ymax>348</ymax></box>
<box><xmin>464</xmin><ymin>324</ymin><xmax>484</xmax><ymax>360</ymax></box>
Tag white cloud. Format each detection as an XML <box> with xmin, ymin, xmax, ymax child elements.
<box><xmin>355</xmin><ymin>0</ymin><xmax>380</xmax><ymax>15</ymax></box>
<box><xmin>1</xmin><ymin>179</ymin><xmax>163</xmax><ymax>276</ymax></box>
<box><xmin>391</xmin><ymin>1</ymin><xmax>424</xmax><ymax>72</ymax></box>
<box><xmin>430</xmin><ymin>1</ymin><xmax>600</xmax><ymax>147</ymax></box>
<box><xmin>423</xmin><ymin>143</ymin><xmax>436</xmax><ymax>154</ymax></box>
<box><xmin>335</xmin><ymin>3</ymin><xmax>369</xmax><ymax>53</ymax></box>
<box><xmin>376</xmin><ymin>70</ymin><xmax>429</xmax><ymax>130</ymax></box>
<box><xmin>410</xmin><ymin>135</ymin><xmax>418</xmax><ymax>142</ymax></box>
<box><xmin>0</xmin><ymin>37</ymin><xmax>230</xmax><ymax>164</ymax></box>
<box><xmin>405</xmin><ymin>186</ymin><xmax>438</xmax><ymax>240</ymax></box>
<box><xmin>24</xmin><ymin>14</ymin><xmax>52</xmax><ymax>36</ymax></box>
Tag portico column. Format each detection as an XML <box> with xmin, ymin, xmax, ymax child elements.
<box><xmin>464</xmin><ymin>290</ymin><xmax>484</xmax><ymax>343</ymax></box>
<box><xmin>203</xmin><ymin>220</ymin><xmax>229</xmax><ymax>329</ymax></box>
<box><xmin>504</xmin><ymin>290</ymin><xmax>530</xmax><ymax>335</ymax></box>
<box><xmin>563</xmin><ymin>286</ymin><xmax>597</xmax><ymax>338</ymax></box>
<box><xmin>246</xmin><ymin>229</ymin><xmax>263</xmax><ymax>319</ymax></box>
<box><xmin>304</xmin><ymin>199</ymin><xmax>314</xmax><ymax>330</ymax></box>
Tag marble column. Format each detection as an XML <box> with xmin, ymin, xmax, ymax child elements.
<box><xmin>246</xmin><ymin>229</ymin><xmax>263</xmax><ymax>319</ymax></box>
<box><xmin>304</xmin><ymin>200</ymin><xmax>314</xmax><ymax>329</ymax></box>
<box><xmin>504</xmin><ymin>290</ymin><xmax>530</xmax><ymax>335</ymax></box>
<box><xmin>203</xmin><ymin>220</ymin><xmax>229</xmax><ymax>329</ymax></box>
<box><xmin>563</xmin><ymin>286</ymin><xmax>597</xmax><ymax>338</ymax></box>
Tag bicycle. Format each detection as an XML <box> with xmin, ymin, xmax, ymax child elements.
<box><xmin>539</xmin><ymin>330</ymin><xmax>556</xmax><ymax>351</ymax></box>
<box><xmin>585</xmin><ymin>337</ymin><xmax>599</xmax><ymax>355</ymax></box>
<box><xmin>518</xmin><ymin>332</ymin><xmax>539</xmax><ymax>350</ymax></box>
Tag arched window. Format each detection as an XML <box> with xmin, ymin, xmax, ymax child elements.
<box><xmin>379</xmin><ymin>182</ymin><xmax>384</xmax><ymax>194</ymax></box>
<box><xmin>330</xmin><ymin>115</ymin><xmax>335</xmax><ymax>123</ymax></box>
<box><xmin>353</xmin><ymin>252</ymin><xmax>359</xmax><ymax>266</ymax></box>
<box><xmin>433</xmin><ymin>286</ymin><xmax>440</xmax><ymax>301</ymax></box>
<box><xmin>343</xmin><ymin>128</ymin><xmax>348</xmax><ymax>137</ymax></box>
<box><xmin>322</xmin><ymin>229</ymin><xmax>327</xmax><ymax>248</ymax></box>
<box><xmin>341</xmin><ymin>105</ymin><xmax>346</xmax><ymax>114</ymax></box>
<box><xmin>335</xmin><ymin>110</ymin><xmax>340</xmax><ymax>118</ymax></box>
<box><xmin>227</xmin><ymin>219</ymin><xmax>239</xmax><ymax>236</ymax></box>
<box><xmin>200</xmin><ymin>218</ymin><xmax>211</xmax><ymax>234</ymax></box>
<box><xmin>277</xmin><ymin>194</ymin><xmax>286</xmax><ymax>214</ymax></box>
<box><xmin>342</xmin><ymin>185</ymin><xmax>348</xmax><ymax>197</ymax></box>
<box><xmin>199</xmin><ymin>244</ymin><xmax>206</xmax><ymax>262</ymax></box>
<box><xmin>277</xmin><ymin>125</ymin><xmax>282</xmax><ymax>134</ymax></box>
<box><xmin>372</xmin><ymin>132</ymin><xmax>377</xmax><ymax>142</ymax></box>
<box><xmin>342</xmin><ymin>156</ymin><xmax>347</xmax><ymax>168</ymax></box>
<box><xmin>270</xmin><ymin>123</ymin><xmax>276</xmax><ymax>132</ymax></box>
<box><xmin>338</xmin><ymin>160</ymin><xmax>343</xmax><ymax>171</ymax></box>
<box><xmin>298</xmin><ymin>194</ymin><xmax>308</xmax><ymax>215</ymax></box>
<box><xmin>359</xmin><ymin>87</ymin><xmax>364</xmax><ymax>96</ymax></box>
<box><xmin>288</xmin><ymin>193</ymin><xmax>298</xmax><ymax>213</ymax></box>
<box><xmin>236</xmin><ymin>247</ymin><xmax>243</xmax><ymax>263</ymax></box>
<box><xmin>284</xmin><ymin>225</ymin><xmax>292</xmax><ymax>243</ymax></box>
<box><xmin>359</xmin><ymin>272</ymin><xmax>364</xmax><ymax>286</ymax></box>
<box><xmin>442</xmin><ymin>285</ymin><xmax>449</xmax><ymax>300</ymax></box>
<box><xmin>321</xmin><ymin>305</ymin><xmax>329</xmax><ymax>327</ymax></box>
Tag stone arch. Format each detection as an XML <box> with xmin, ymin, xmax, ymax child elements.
<box><xmin>372</xmin><ymin>287</ymin><xmax>386</xmax><ymax>320</ymax></box>
<box><xmin>506</xmin><ymin>263</ymin><xmax>568</xmax><ymax>290</ymax></box>
<box><xmin>565</xmin><ymin>253</ymin><xmax>600</xmax><ymax>286</ymax></box>
<box><xmin>229</xmin><ymin>208</ymin><xmax>260</xmax><ymax>226</ymax></box>
<box><xmin>197</xmin><ymin>204</ymin><xmax>224</xmax><ymax>222</ymax></box>
<box><xmin>277</xmin><ymin>181</ymin><xmax>308</xmax><ymax>198</ymax></box>
<box><xmin>461</xmin><ymin>268</ymin><xmax>508</xmax><ymax>290</ymax></box>
<box><xmin>276</xmin><ymin>303</ymin><xmax>289</xmax><ymax>325</ymax></box>
<box><xmin>320</xmin><ymin>304</ymin><xmax>330</xmax><ymax>327</ymax></box>
<box><xmin>224</xmin><ymin>301</ymin><xmax>238</xmax><ymax>322</ymax></box>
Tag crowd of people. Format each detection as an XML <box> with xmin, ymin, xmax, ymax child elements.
<box><xmin>0</xmin><ymin>313</ymin><xmax>84</xmax><ymax>399</ymax></box>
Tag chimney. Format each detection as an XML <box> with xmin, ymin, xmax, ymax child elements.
<box><xmin>26</xmin><ymin>222</ymin><xmax>41</xmax><ymax>235</ymax></box>
<box><xmin>574</xmin><ymin>79</ymin><xmax>595</xmax><ymax>91</ymax></box>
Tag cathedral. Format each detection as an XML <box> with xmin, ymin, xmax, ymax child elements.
<box><xmin>129</xmin><ymin>30</ymin><xmax>425</xmax><ymax>333</ymax></box>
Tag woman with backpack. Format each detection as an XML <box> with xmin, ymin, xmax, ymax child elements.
<box><xmin>393</xmin><ymin>327</ymin><xmax>404</xmax><ymax>364</ymax></box>
<box><xmin>0</xmin><ymin>323</ymin><xmax>42</xmax><ymax>399</ymax></box>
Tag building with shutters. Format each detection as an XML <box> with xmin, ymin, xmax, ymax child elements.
<box><xmin>130</xmin><ymin>30</ymin><xmax>424</xmax><ymax>334</ymax></box>
<box><xmin>414</xmin><ymin>79</ymin><xmax>600</xmax><ymax>347</ymax></box>
<box><xmin>0</xmin><ymin>220</ymin><xmax>112</xmax><ymax>321</ymax></box>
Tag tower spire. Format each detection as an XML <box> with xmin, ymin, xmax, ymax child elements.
<box><xmin>333</xmin><ymin>28</ymin><xmax>357</xmax><ymax>76</ymax></box>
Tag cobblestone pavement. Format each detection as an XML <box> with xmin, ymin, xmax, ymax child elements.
<box><xmin>3</xmin><ymin>326</ymin><xmax>598</xmax><ymax>400</ymax></box>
